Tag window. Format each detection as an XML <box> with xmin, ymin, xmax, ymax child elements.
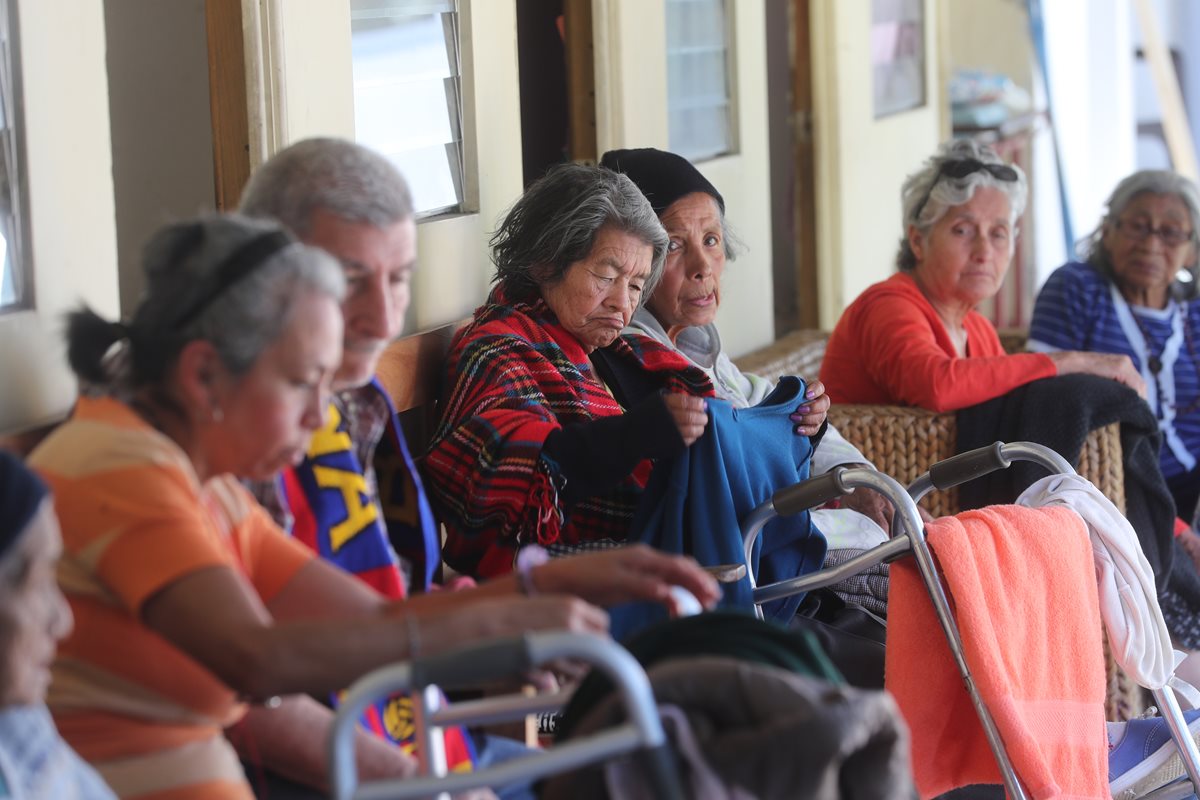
<box><xmin>0</xmin><ymin>0</ymin><xmax>29</xmax><ymax>313</ymax></box>
<box><xmin>666</xmin><ymin>0</ymin><xmax>735</xmax><ymax>162</ymax></box>
<box><xmin>351</xmin><ymin>0</ymin><xmax>464</xmax><ymax>217</ymax></box>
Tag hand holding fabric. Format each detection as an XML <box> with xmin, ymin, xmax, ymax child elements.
<box><xmin>1047</xmin><ymin>350</ymin><xmax>1146</xmax><ymax>398</ymax></box>
<box><xmin>662</xmin><ymin>392</ymin><xmax>709</xmax><ymax>445</ymax></box>
<box><xmin>789</xmin><ymin>379</ymin><xmax>830</xmax><ymax>436</ymax></box>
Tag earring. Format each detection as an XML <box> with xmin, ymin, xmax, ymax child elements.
<box><xmin>211</xmin><ymin>405</ymin><xmax>224</xmax><ymax>423</ymax></box>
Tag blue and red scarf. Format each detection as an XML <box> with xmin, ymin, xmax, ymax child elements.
<box><xmin>281</xmin><ymin>379</ymin><xmax>474</xmax><ymax>768</ymax></box>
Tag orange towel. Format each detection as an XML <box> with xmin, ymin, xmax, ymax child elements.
<box><xmin>885</xmin><ymin>505</ymin><xmax>1108</xmax><ymax>799</ymax></box>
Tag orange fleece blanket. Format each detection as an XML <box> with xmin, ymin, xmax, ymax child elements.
<box><xmin>885</xmin><ymin>506</ymin><xmax>1108</xmax><ymax>799</ymax></box>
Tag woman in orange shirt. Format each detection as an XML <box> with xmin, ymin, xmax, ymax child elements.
<box><xmin>820</xmin><ymin>139</ymin><xmax>1144</xmax><ymax>412</ymax></box>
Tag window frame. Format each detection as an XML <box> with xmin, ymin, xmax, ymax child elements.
<box><xmin>664</xmin><ymin>0</ymin><xmax>739</xmax><ymax>163</ymax></box>
<box><xmin>0</xmin><ymin>0</ymin><xmax>32</xmax><ymax>316</ymax></box>
<box><xmin>350</xmin><ymin>0</ymin><xmax>468</xmax><ymax>221</ymax></box>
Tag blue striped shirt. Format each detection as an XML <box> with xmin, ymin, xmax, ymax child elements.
<box><xmin>1029</xmin><ymin>261</ymin><xmax>1200</xmax><ymax>478</ymax></box>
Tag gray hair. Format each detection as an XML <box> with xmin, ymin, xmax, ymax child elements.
<box><xmin>490</xmin><ymin>164</ymin><xmax>669</xmax><ymax>303</ymax></box>
<box><xmin>718</xmin><ymin>216</ymin><xmax>745</xmax><ymax>262</ymax></box>
<box><xmin>1081</xmin><ymin>170</ymin><xmax>1200</xmax><ymax>295</ymax></box>
<box><xmin>896</xmin><ymin>139</ymin><xmax>1028</xmax><ymax>271</ymax></box>
<box><xmin>67</xmin><ymin>214</ymin><xmax>345</xmax><ymax>391</ymax></box>
<box><xmin>239</xmin><ymin>137</ymin><xmax>414</xmax><ymax>236</ymax></box>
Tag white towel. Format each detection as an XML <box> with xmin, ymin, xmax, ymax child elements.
<box><xmin>1016</xmin><ymin>473</ymin><xmax>1176</xmax><ymax>690</ymax></box>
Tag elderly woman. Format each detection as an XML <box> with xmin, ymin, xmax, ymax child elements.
<box><xmin>820</xmin><ymin>139</ymin><xmax>1144</xmax><ymax>412</ymax></box>
<box><xmin>28</xmin><ymin>214</ymin><xmax>717</xmax><ymax>799</ymax></box>
<box><xmin>425</xmin><ymin>164</ymin><xmax>729</xmax><ymax>578</ymax></box>
<box><xmin>600</xmin><ymin>147</ymin><xmax>897</xmax><ymax>546</ymax></box>
<box><xmin>0</xmin><ymin>452</ymin><xmax>114</xmax><ymax>799</ymax></box>
<box><xmin>1030</xmin><ymin>171</ymin><xmax>1200</xmax><ymax>520</ymax></box>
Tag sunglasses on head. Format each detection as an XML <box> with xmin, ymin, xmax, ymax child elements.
<box><xmin>912</xmin><ymin>158</ymin><xmax>1020</xmax><ymax>221</ymax></box>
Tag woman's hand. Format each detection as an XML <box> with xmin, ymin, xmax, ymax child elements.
<box><xmin>839</xmin><ymin>484</ymin><xmax>894</xmax><ymax>535</ymax></box>
<box><xmin>790</xmin><ymin>379</ymin><xmax>830</xmax><ymax>436</ymax></box>
<box><xmin>663</xmin><ymin>393</ymin><xmax>709</xmax><ymax>445</ymax></box>
<box><xmin>462</xmin><ymin>594</ymin><xmax>610</xmax><ymax>647</ymax></box>
<box><xmin>1047</xmin><ymin>351</ymin><xmax>1147</xmax><ymax>398</ymax></box>
<box><xmin>533</xmin><ymin>544</ymin><xmax>721</xmax><ymax>614</ymax></box>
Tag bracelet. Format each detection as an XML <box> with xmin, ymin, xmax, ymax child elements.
<box><xmin>403</xmin><ymin>610</ymin><xmax>421</xmax><ymax>660</ymax></box>
<box><xmin>515</xmin><ymin>544</ymin><xmax>550</xmax><ymax>596</ymax></box>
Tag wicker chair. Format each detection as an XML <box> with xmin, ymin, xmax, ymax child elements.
<box><xmin>735</xmin><ymin>330</ymin><xmax>1143</xmax><ymax>721</ymax></box>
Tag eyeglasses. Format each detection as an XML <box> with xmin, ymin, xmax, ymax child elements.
<box><xmin>1114</xmin><ymin>219</ymin><xmax>1195</xmax><ymax>248</ymax></box>
<box><xmin>912</xmin><ymin>158</ymin><xmax>1020</xmax><ymax>221</ymax></box>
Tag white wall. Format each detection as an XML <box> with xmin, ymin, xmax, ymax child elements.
<box><xmin>810</xmin><ymin>0</ymin><xmax>943</xmax><ymax>328</ymax></box>
<box><xmin>1035</xmin><ymin>0</ymin><xmax>1134</xmax><ymax>287</ymax></box>
<box><xmin>104</xmin><ymin>0</ymin><xmax>216</xmax><ymax>315</ymax></box>
<box><xmin>0</xmin><ymin>2</ymin><xmax>119</xmax><ymax>433</ymax></box>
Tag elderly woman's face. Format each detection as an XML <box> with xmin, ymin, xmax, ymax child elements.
<box><xmin>1102</xmin><ymin>192</ymin><xmax>1196</xmax><ymax>306</ymax></box>
<box><xmin>648</xmin><ymin>193</ymin><xmax>726</xmax><ymax>334</ymax></box>
<box><xmin>0</xmin><ymin>500</ymin><xmax>73</xmax><ymax>706</ymax></box>
<box><xmin>207</xmin><ymin>288</ymin><xmax>343</xmax><ymax>480</ymax></box>
<box><xmin>909</xmin><ymin>185</ymin><xmax>1013</xmax><ymax>312</ymax></box>
<box><xmin>540</xmin><ymin>225</ymin><xmax>653</xmax><ymax>352</ymax></box>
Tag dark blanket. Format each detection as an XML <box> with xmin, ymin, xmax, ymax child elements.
<box><xmin>955</xmin><ymin>373</ymin><xmax>1200</xmax><ymax>648</ymax></box>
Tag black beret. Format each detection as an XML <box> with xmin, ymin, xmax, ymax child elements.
<box><xmin>600</xmin><ymin>148</ymin><xmax>725</xmax><ymax>216</ymax></box>
<box><xmin>0</xmin><ymin>450</ymin><xmax>48</xmax><ymax>560</ymax></box>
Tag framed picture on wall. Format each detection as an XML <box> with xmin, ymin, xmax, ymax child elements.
<box><xmin>872</xmin><ymin>0</ymin><xmax>926</xmax><ymax>118</ymax></box>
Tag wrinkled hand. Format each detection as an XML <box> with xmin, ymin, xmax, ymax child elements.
<box><xmin>663</xmin><ymin>393</ymin><xmax>709</xmax><ymax>446</ymax></box>
<box><xmin>840</xmin><ymin>486</ymin><xmax>893</xmax><ymax>535</ymax></box>
<box><xmin>471</xmin><ymin>594</ymin><xmax>610</xmax><ymax>640</ymax></box>
<box><xmin>790</xmin><ymin>379</ymin><xmax>830</xmax><ymax>436</ymax></box>
<box><xmin>1178</xmin><ymin>525</ymin><xmax>1200</xmax><ymax>577</ymax></box>
<box><xmin>453</xmin><ymin>790</ymin><xmax>498</xmax><ymax>800</ymax></box>
<box><xmin>535</xmin><ymin>544</ymin><xmax>721</xmax><ymax>614</ymax></box>
<box><xmin>1047</xmin><ymin>351</ymin><xmax>1147</xmax><ymax>398</ymax></box>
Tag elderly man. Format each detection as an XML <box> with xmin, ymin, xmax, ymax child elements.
<box><xmin>237</xmin><ymin>138</ymin><xmax>475</xmax><ymax>796</ymax></box>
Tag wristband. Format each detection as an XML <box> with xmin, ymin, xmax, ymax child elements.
<box><xmin>516</xmin><ymin>544</ymin><xmax>550</xmax><ymax>596</ymax></box>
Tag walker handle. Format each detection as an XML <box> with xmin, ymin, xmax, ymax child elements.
<box><xmin>772</xmin><ymin>470</ymin><xmax>847</xmax><ymax>516</ymax></box>
<box><xmin>928</xmin><ymin>442</ymin><xmax>1009</xmax><ymax>491</ymax></box>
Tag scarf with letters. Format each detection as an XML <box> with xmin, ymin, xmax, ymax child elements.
<box><xmin>282</xmin><ymin>379</ymin><xmax>474</xmax><ymax>769</ymax></box>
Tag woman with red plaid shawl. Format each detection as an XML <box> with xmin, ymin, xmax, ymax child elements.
<box><xmin>426</xmin><ymin>165</ymin><xmax>828</xmax><ymax>580</ymax></box>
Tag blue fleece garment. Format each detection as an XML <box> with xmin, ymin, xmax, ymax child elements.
<box><xmin>611</xmin><ymin>376</ymin><xmax>827</xmax><ymax>640</ymax></box>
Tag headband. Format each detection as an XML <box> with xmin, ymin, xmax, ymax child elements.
<box><xmin>170</xmin><ymin>230</ymin><xmax>295</xmax><ymax>330</ymax></box>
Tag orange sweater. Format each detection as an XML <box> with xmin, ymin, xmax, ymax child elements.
<box><xmin>820</xmin><ymin>272</ymin><xmax>1056</xmax><ymax>412</ymax></box>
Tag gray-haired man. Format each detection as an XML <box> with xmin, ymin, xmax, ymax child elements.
<box><xmin>236</xmin><ymin>138</ymin><xmax>481</xmax><ymax>797</ymax></box>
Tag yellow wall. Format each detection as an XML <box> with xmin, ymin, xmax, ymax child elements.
<box><xmin>811</xmin><ymin>0</ymin><xmax>944</xmax><ymax>329</ymax></box>
<box><xmin>0</xmin><ymin>1</ymin><xmax>119</xmax><ymax>433</ymax></box>
<box><xmin>944</xmin><ymin>0</ymin><xmax>1033</xmax><ymax>93</ymax></box>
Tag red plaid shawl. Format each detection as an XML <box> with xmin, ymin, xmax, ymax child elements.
<box><xmin>425</xmin><ymin>289</ymin><xmax>713</xmax><ymax>578</ymax></box>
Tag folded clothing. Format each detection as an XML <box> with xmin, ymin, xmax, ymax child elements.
<box><xmin>886</xmin><ymin>505</ymin><xmax>1109</xmax><ymax>799</ymax></box>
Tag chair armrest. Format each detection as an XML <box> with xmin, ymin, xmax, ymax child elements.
<box><xmin>734</xmin><ymin>329</ymin><xmax>829</xmax><ymax>384</ymax></box>
<box><xmin>827</xmin><ymin>404</ymin><xmax>960</xmax><ymax>518</ymax></box>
